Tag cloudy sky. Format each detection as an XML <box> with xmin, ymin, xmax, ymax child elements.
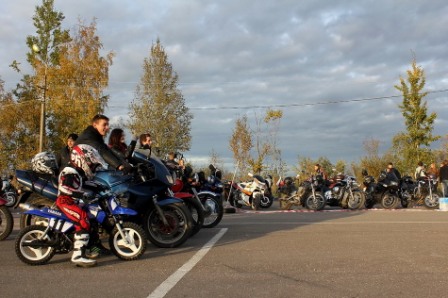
<box><xmin>2</xmin><ymin>0</ymin><xmax>448</xmax><ymax>171</ymax></box>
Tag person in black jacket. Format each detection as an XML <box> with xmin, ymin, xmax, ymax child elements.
<box><xmin>57</xmin><ymin>133</ymin><xmax>78</xmax><ymax>172</ymax></box>
<box><xmin>439</xmin><ymin>160</ymin><xmax>448</xmax><ymax>197</ymax></box>
<box><xmin>75</xmin><ymin>114</ymin><xmax>132</xmax><ymax>172</ymax></box>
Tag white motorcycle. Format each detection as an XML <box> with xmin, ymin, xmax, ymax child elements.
<box><xmin>228</xmin><ymin>173</ymin><xmax>266</xmax><ymax>210</ymax></box>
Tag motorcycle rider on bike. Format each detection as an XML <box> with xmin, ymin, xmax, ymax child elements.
<box><xmin>57</xmin><ymin>146</ymin><xmax>110</xmax><ymax>267</ymax></box>
<box><xmin>386</xmin><ymin>162</ymin><xmax>401</xmax><ymax>183</ymax></box>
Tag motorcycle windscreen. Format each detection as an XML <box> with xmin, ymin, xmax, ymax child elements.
<box><xmin>132</xmin><ymin>150</ymin><xmax>174</xmax><ymax>186</ymax></box>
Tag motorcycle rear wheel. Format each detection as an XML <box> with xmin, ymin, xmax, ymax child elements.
<box><xmin>380</xmin><ymin>193</ymin><xmax>399</xmax><ymax>209</ymax></box>
<box><xmin>109</xmin><ymin>222</ymin><xmax>147</xmax><ymax>260</ymax></box>
<box><xmin>15</xmin><ymin>225</ymin><xmax>55</xmax><ymax>265</ymax></box>
<box><xmin>144</xmin><ymin>203</ymin><xmax>193</xmax><ymax>248</ymax></box>
<box><xmin>347</xmin><ymin>191</ymin><xmax>366</xmax><ymax>210</ymax></box>
<box><xmin>0</xmin><ymin>206</ymin><xmax>13</xmax><ymax>241</ymax></box>
<box><xmin>201</xmin><ymin>195</ymin><xmax>223</xmax><ymax>228</ymax></box>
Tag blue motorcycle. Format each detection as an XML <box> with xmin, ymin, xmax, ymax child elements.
<box><xmin>15</xmin><ymin>148</ymin><xmax>193</xmax><ymax>248</ymax></box>
<box><xmin>15</xmin><ymin>190</ymin><xmax>147</xmax><ymax>265</ymax></box>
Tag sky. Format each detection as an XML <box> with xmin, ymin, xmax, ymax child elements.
<box><xmin>2</xmin><ymin>0</ymin><xmax>448</xmax><ymax>173</ymax></box>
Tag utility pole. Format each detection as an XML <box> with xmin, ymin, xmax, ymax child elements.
<box><xmin>33</xmin><ymin>44</ymin><xmax>46</xmax><ymax>152</ymax></box>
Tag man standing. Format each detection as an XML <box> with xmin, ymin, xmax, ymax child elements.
<box><xmin>75</xmin><ymin>114</ymin><xmax>132</xmax><ymax>172</ymax></box>
<box><xmin>439</xmin><ymin>160</ymin><xmax>448</xmax><ymax>197</ymax></box>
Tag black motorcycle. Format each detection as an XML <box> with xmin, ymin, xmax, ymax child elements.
<box><xmin>400</xmin><ymin>175</ymin><xmax>439</xmax><ymax>209</ymax></box>
<box><xmin>362</xmin><ymin>170</ymin><xmax>400</xmax><ymax>209</ymax></box>
<box><xmin>325</xmin><ymin>174</ymin><xmax>365</xmax><ymax>210</ymax></box>
<box><xmin>298</xmin><ymin>174</ymin><xmax>326</xmax><ymax>211</ymax></box>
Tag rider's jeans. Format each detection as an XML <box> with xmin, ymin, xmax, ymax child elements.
<box><xmin>442</xmin><ymin>180</ymin><xmax>448</xmax><ymax>197</ymax></box>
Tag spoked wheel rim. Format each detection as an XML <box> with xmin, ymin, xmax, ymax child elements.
<box><xmin>112</xmin><ymin>227</ymin><xmax>144</xmax><ymax>257</ymax></box>
<box><xmin>19</xmin><ymin>229</ymin><xmax>53</xmax><ymax>261</ymax></box>
<box><xmin>425</xmin><ymin>194</ymin><xmax>439</xmax><ymax>208</ymax></box>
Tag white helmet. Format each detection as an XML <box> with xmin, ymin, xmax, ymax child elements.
<box><xmin>31</xmin><ymin>152</ymin><xmax>58</xmax><ymax>175</ymax></box>
<box><xmin>58</xmin><ymin>167</ymin><xmax>82</xmax><ymax>196</ymax></box>
<box><xmin>71</xmin><ymin>144</ymin><xmax>108</xmax><ymax>179</ymax></box>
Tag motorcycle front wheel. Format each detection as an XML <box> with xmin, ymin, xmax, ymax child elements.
<box><xmin>304</xmin><ymin>193</ymin><xmax>325</xmax><ymax>211</ymax></box>
<box><xmin>15</xmin><ymin>225</ymin><xmax>55</xmax><ymax>265</ymax></box>
<box><xmin>109</xmin><ymin>222</ymin><xmax>147</xmax><ymax>261</ymax></box>
<box><xmin>201</xmin><ymin>195</ymin><xmax>223</xmax><ymax>228</ymax></box>
<box><xmin>424</xmin><ymin>193</ymin><xmax>440</xmax><ymax>209</ymax></box>
<box><xmin>144</xmin><ymin>203</ymin><xmax>193</xmax><ymax>248</ymax></box>
<box><xmin>347</xmin><ymin>191</ymin><xmax>366</xmax><ymax>210</ymax></box>
<box><xmin>380</xmin><ymin>193</ymin><xmax>399</xmax><ymax>209</ymax></box>
<box><xmin>0</xmin><ymin>206</ymin><xmax>13</xmax><ymax>241</ymax></box>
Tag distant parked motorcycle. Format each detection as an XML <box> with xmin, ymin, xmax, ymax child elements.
<box><xmin>228</xmin><ymin>173</ymin><xmax>266</xmax><ymax>210</ymax></box>
<box><xmin>400</xmin><ymin>175</ymin><xmax>439</xmax><ymax>209</ymax></box>
<box><xmin>277</xmin><ymin>176</ymin><xmax>301</xmax><ymax>210</ymax></box>
<box><xmin>299</xmin><ymin>174</ymin><xmax>326</xmax><ymax>211</ymax></box>
<box><xmin>362</xmin><ymin>170</ymin><xmax>400</xmax><ymax>209</ymax></box>
<box><xmin>0</xmin><ymin>194</ymin><xmax>13</xmax><ymax>241</ymax></box>
<box><xmin>325</xmin><ymin>173</ymin><xmax>365</xmax><ymax>210</ymax></box>
<box><xmin>1</xmin><ymin>176</ymin><xmax>18</xmax><ymax>207</ymax></box>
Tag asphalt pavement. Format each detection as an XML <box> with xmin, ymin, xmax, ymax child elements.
<box><xmin>2</xmin><ymin>203</ymin><xmax>448</xmax><ymax>298</ymax></box>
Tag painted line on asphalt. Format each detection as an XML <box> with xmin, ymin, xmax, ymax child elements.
<box><xmin>148</xmin><ymin>228</ymin><xmax>228</xmax><ymax>298</ymax></box>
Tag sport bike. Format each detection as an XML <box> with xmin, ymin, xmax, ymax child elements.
<box><xmin>362</xmin><ymin>170</ymin><xmax>400</xmax><ymax>209</ymax></box>
<box><xmin>15</xmin><ymin>189</ymin><xmax>147</xmax><ymax>265</ymax></box>
<box><xmin>227</xmin><ymin>173</ymin><xmax>266</xmax><ymax>210</ymax></box>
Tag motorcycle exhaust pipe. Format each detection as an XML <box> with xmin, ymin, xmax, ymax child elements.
<box><xmin>18</xmin><ymin>203</ymin><xmax>34</xmax><ymax>210</ymax></box>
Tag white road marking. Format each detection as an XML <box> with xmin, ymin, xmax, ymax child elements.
<box><xmin>148</xmin><ymin>228</ymin><xmax>228</xmax><ymax>298</ymax></box>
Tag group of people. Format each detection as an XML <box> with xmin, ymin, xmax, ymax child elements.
<box><xmin>50</xmin><ymin>115</ymin><xmax>155</xmax><ymax>268</ymax></box>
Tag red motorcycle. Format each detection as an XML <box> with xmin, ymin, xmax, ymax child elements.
<box><xmin>0</xmin><ymin>181</ymin><xmax>14</xmax><ymax>240</ymax></box>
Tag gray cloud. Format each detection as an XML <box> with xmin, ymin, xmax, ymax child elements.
<box><xmin>1</xmin><ymin>0</ymin><xmax>448</xmax><ymax>171</ymax></box>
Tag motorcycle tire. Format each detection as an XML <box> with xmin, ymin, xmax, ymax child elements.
<box><xmin>15</xmin><ymin>225</ymin><xmax>55</xmax><ymax>265</ymax></box>
<box><xmin>3</xmin><ymin>191</ymin><xmax>18</xmax><ymax>207</ymax></box>
<box><xmin>347</xmin><ymin>191</ymin><xmax>366</xmax><ymax>210</ymax></box>
<box><xmin>0</xmin><ymin>206</ymin><xmax>13</xmax><ymax>241</ymax></box>
<box><xmin>380</xmin><ymin>193</ymin><xmax>399</xmax><ymax>209</ymax></box>
<box><xmin>259</xmin><ymin>194</ymin><xmax>274</xmax><ymax>209</ymax></box>
<box><xmin>144</xmin><ymin>202</ymin><xmax>193</xmax><ymax>248</ymax></box>
<box><xmin>185</xmin><ymin>199</ymin><xmax>205</xmax><ymax>237</ymax></box>
<box><xmin>304</xmin><ymin>193</ymin><xmax>325</xmax><ymax>211</ymax></box>
<box><xmin>109</xmin><ymin>222</ymin><xmax>147</xmax><ymax>261</ymax></box>
<box><xmin>20</xmin><ymin>194</ymin><xmax>54</xmax><ymax>229</ymax></box>
<box><xmin>424</xmin><ymin>193</ymin><xmax>440</xmax><ymax>209</ymax></box>
<box><xmin>252</xmin><ymin>193</ymin><xmax>262</xmax><ymax>210</ymax></box>
<box><xmin>200</xmin><ymin>195</ymin><xmax>224</xmax><ymax>228</ymax></box>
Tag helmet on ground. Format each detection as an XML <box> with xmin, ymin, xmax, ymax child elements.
<box><xmin>71</xmin><ymin>144</ymin><xmax>108</xmax><ymax>179</ymax></box>
<box><xmin>31</xmin><ymin>152</ymin><xmax>58</xmax><ymax>175</ymax></box>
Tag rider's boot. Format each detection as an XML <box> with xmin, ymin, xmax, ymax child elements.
<box><xmin>71</xmin><ymin>232</ymin><xmax>97</xmax><ymax>268</ymax></box>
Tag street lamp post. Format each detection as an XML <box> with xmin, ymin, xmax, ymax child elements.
<box><xmin>33</xmin><ymin>44</ymin><xmax>47</xmax><ymax>152</ymax></box>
